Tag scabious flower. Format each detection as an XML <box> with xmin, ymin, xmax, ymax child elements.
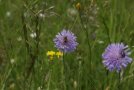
<box><xmin>46</xmin><ymin>51</ymin><xmax>55</xmax><ymax>60</ymax></box>
<box><xmin>53</xmin><ymin>29</ymin><xmax>78</xmax><ymax>53</ymax></box>
<box><xmin>102</xmin><ymin>43</ymin><xmax>132</xmax><ymax>72</ymax></box>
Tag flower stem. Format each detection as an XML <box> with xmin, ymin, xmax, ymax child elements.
<box><xmin>62</xmin><ymin>53</ymin><xmax>67</xmax><ymax>90</ymax></box>
<box><xmin>118</xmin><ymin>72</ymin><xmax>121</xmax><ymax>90</ymax></box>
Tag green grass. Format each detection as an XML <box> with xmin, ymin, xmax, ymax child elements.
<box><xmin>0</xmin><ymin>0</ymin><xmax>134</xmax><ymax>90</ymax></box>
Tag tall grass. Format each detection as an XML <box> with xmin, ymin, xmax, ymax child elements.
<box><xmin>0</xmin><ymin>0</ymin><xmax>134</xmax><ymax>90</ymax></box>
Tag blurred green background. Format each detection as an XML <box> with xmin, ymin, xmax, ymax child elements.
<box><xmin>0</xmin><ymin>0</ymin><xmax>134</xmax><ymax>90</ymax></box>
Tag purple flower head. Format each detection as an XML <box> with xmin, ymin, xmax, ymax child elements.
<box><xmin>53</xmin><ymin>29</ymin><xmax>78</xmax><ymax>53</ymax></box>
<box><xmin>102</xmin><ymin>43</ymin><xmax>132</xmax><ymax>72</ymax></box>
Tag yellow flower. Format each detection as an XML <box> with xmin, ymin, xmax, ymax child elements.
<box><xmin>56</xmin><ymin>51</ymin><xmax>63</xmax><ymax>59</ymax></box>
<box><xmin>76</xmin><ymin>2</ymin><xmax>81</xmax><ymax>10</ymax></box>
<box><xmin>46</xmin><ymin>51</ymin><xmax>55</xmax><ymax>60</ymax></box>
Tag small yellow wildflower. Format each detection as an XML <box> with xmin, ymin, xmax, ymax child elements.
<box><xmin>76</xmin><ymin>3</ymin><xmax>81</xmax><ymax>10</ymax></box>
<box><xmin>46</xmin><ymin>51</ymin><xmax>55</xmax><ymax>60</ymax></box>
<box><xmin>56</xmin><ymin>51</ymin><xmax>63</xmax><ymax>59</ymax></box>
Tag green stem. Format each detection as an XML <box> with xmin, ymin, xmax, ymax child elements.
<box><xmin>102</xmin><ymin>17</ymin><xmax>111</xmax><ymax>43</ymax></box>
<box><xmin>62</xmin><ymin>53</ymin><xmax>67</xmax><ymax>90</ymax></box>
<box><xmin>118</xmin><ymin>72</ymin><xmax>121</xmax><ymax>90</ymax></box>
<box><xmin>102</xmin><ymin>16</ymin><xmax>111</xmax><ymax>88</ymax></box>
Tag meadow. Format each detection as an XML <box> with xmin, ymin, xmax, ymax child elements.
<box><xmin>0</xmin><ymin>0</ymin><xmax>134</xmax><ymax>90</ymax></box>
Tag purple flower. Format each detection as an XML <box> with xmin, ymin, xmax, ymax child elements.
<box><xmin>53</xmin><ymin>29</ymin><xmax>78</xmax><ymax>53</ymax></box>
<box><xmin>102</xmin><ymin>43</ymin><xmax>132</xmax><ymax>72</ymax></box>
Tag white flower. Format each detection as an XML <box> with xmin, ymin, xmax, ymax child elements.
<box><xmin>73</xmin><ymin>80</ymin><xmax>77</xmax><ymax>88</ymax></box>
<box><xmin>67</xmin><ymin>8</ymin><xmax>78</xmax><ymax>17</ymax></box>
<box><xmin>97</xmin><ymin>40</ymin><xmax>104</xmax><ymax>44</ymax></box>
<box><xmin>37</xmin><ymin>86</ymin><xmax>42</xmax><ymax>90</ymax></box>
<box><xmin>30</xmin><ymin>32</ymin><xmax>36</xmax><ymax>38</ymax></box>
<box><xmin>6</xmin><ymin>11</ymin><xmax>11</xmax><ymax>17</ymax></box>
<box><xmin>17</xmin><ymin>36</ymin><xmax>22</xmax><ymax>41</ymax></box>
<box><xmin>10</xmin><ymin>58</ymin><xmax>15</xmax><ymax>64</ymax></box>
<box><xmin>39</xmin><ymin>13</ymin><xmax>45</xmax><ymax>18</ymax></box>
